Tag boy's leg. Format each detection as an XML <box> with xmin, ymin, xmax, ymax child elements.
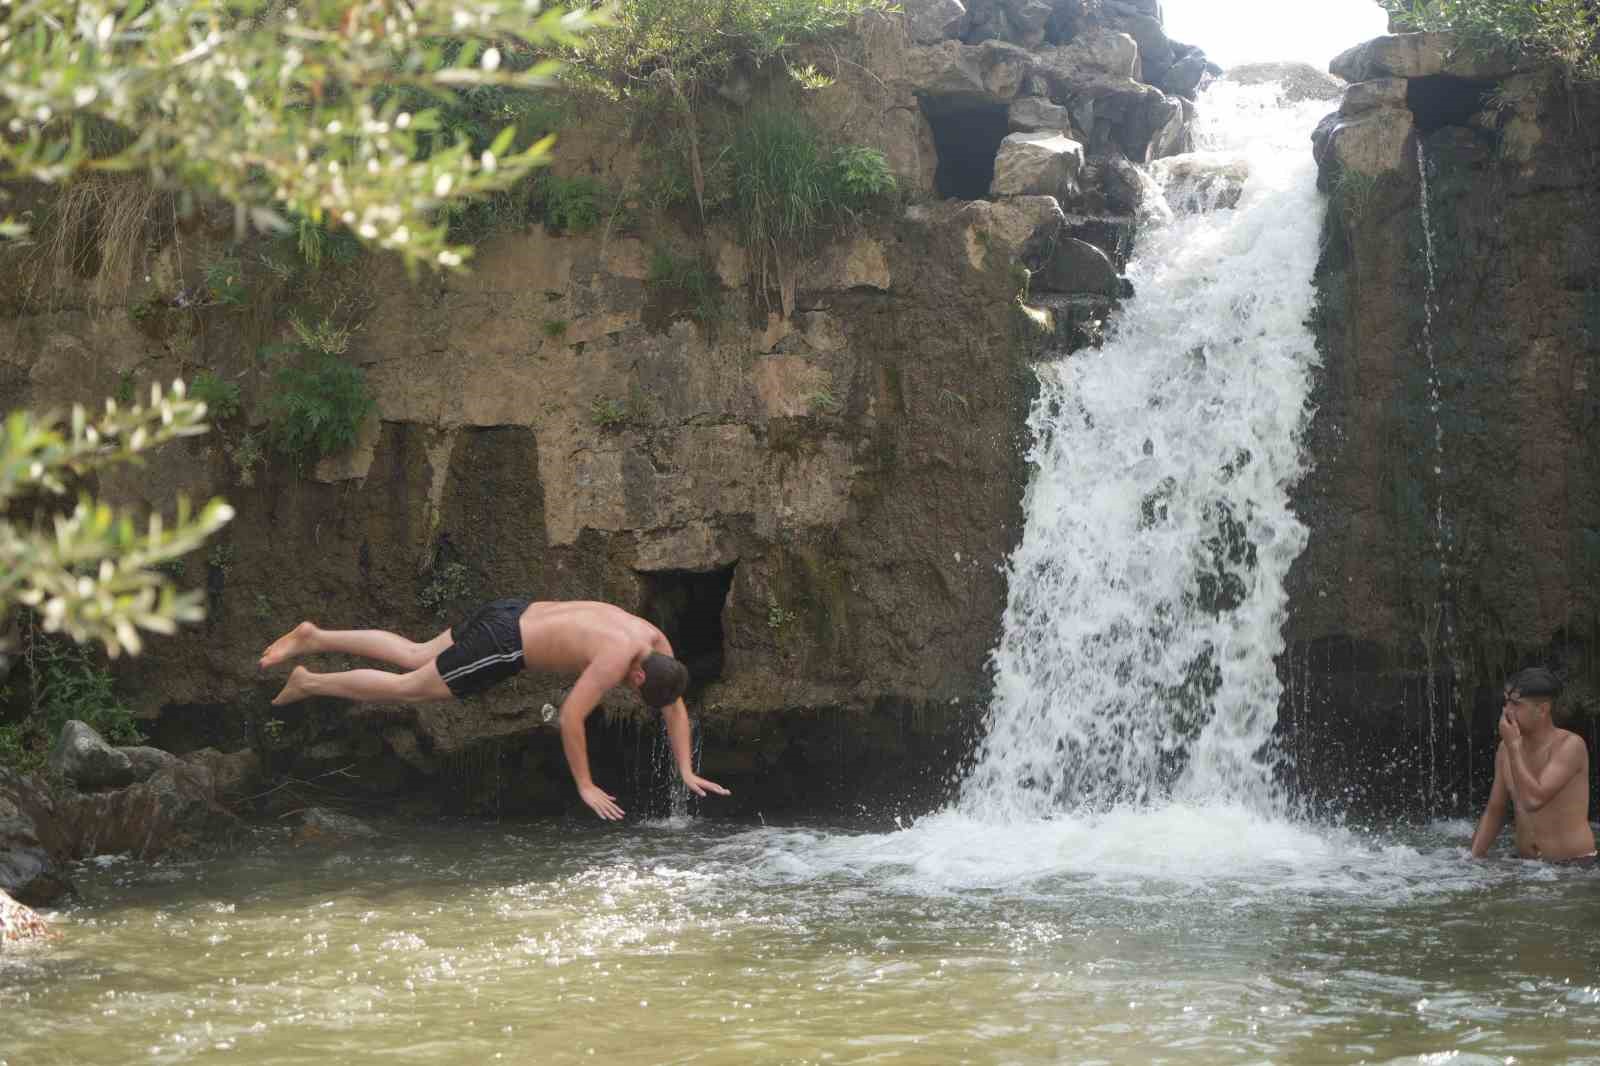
<box><xmin>261</xmin><ymin>623</ymin><xmax>453</xmax><ymax>670</ymax></box>
<box><xmin>271</xmin><ymin>661</ymin><xmax>452</xmax><ymax>706</ymax></box>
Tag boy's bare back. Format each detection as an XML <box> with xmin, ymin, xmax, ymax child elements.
<box><xmin>518</xmin><ymin>601</ymin><xmax>668</xmax><ymax>676</ymax></box>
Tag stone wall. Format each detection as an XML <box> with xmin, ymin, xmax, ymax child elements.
<box><xmin>1291</xmin><ymin>33</ymin><xmax>1600</xmax><ymax>817</ymax></box>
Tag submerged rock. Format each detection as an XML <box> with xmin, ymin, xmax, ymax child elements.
<box><xmin>292</xmin><ymin>808</ymin><xmax>379</xmax><ymax>846</ymax></box>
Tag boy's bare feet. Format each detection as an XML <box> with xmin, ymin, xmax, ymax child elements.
<box><xmin>271</xmin><ymin>666</ymin><xmax>313</xmax><ymax>706</ymax></box>
<box><xmin>260</xmin><ymin>622</ymin><xmax>318</xmax><ymax>670</ymax></box>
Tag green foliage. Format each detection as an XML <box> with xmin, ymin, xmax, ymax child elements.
<box><xmin>535</xmin><ymin>173</ymin><xmax>604</xmax><ymax>234</ymax></box>
<box><xmin>542</xmin><ymin>319</ymin><xmax>570</xmax><ymax>340</ymax></box>
<box><xmin>0</xmin><ymin>1</ymin><xmax>608</xmax><ymax>271</ymax></box>
<box><xmin>226</xmin><ymin>431</ymin><xmax>266</xmax><ymax>487</ymax></box>
<box><xmin>289</xmin><ymin>313</ymin><xmax>353</xmax><ymax>358</ymax></box>
<box><xmin>766</xmin><ymin>597</ymin><xmax>796</xmax><ymax>629</ymax></box>
<box><xmin>417</xmin><ymin>560</ymin><xmax>474</xmax><ymax>617</ymax></box>
<box><xmin>203</xmin><ymin>257</ymin><xmax>248</xmax><ymax>306</ymax></box>
<box><xmin>1332</xmin><ymin>167</ymin><xmax>1379</xmax><ymax>225</ymax></box>
<box><xmin>206</xmin><ymin>541</ymin><xmax>234</xmax><ymax>573</ymax></box>
<box><xmin>189</xmin><ymin>371</ymin><xmax>242</xmax><ymax>422</ymax></box>
<box><xmin>265</xmin><ymin>352</ymin><xmax>376</xmax><ymax>467</ymax></box>
<box><xmin>647</xmin><ymin>246</ymin><xmax>725</xmax><ymax>325</ymax></box>
<box><xmin>1379</xmin><ymin>0</ymin><xmax>1600</xmax><ymax>79</ymax></box>
<box><xmin>114</xmin><ymin>370</ymin><xmax>137</xmax><ymax>406</ymax></box>
<box><xmin>569</xmin><ymin>0</ymin><xmax>890</xmax><ymax>99</ymax></box>
<box><xmin>589</xmin><ymin>398</ymin><xmax>632</xmax><ymax>427</ymax></box>
<box><xmin>282</xmin><ymin>216</ymin><xmax>364</xmax><ymax>274</ymax></box>
<box><xmin>727</xmin><ymin>110</ymin><xmax>895</xmax><ymax>296</ymax></box>
<box><xmin>829</xmin><ymin>145</ymin><xmax>898</xmax><ymax>207</ymax></box>
<box><xmin>1</xmin><ymin>380</ymin><xmax>233</xmax><ymax>657</ymax></box>
<box><xmin>0</xmin><ymin>624</ymin><xmax>142</xmax><ymax>772</ymax></box>
<box><xmin>807</xmin><ymin>389</ymin><xmax>842</xmax><ymax>415</ymax></box>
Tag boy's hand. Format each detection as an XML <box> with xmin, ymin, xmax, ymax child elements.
<box><xmin>579</xmin><ymin>783</ymin><xmax>625</xmax><ymax>821</ymax></box>
<box><xmin>681</xmin><ymin>773</ymin><xmax>730</xmax><ymax>798</ymax></box>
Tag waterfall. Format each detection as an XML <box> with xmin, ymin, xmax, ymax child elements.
<box><xmin>1414</xmin><ymin>139</ymin><xmax>1457</xmax><ymax>817</ymax></box>
<box><xmin>960</xmin><ymin>82</ymin><xmax>1330</xmax><ymax>822</ymax></box>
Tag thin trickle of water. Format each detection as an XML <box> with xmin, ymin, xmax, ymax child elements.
<box><xmin>961</xmin><ymin>83</ymin><xmax>1329</xmax><ymax>822</ymax></box>
<box><xmin>1415</xmin><ymin>139</ymin><xmax>1458</xmax><ymax>817</ymax></box>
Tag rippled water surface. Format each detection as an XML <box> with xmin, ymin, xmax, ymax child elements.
<box><xmin>5</xmin><ymin>811</ymin><xmax>1599</xmax><ymax>1065</ymax></box>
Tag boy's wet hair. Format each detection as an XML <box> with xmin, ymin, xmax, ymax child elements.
<box><xmin>640</xmin><ymin>653</ymin><xmax>690</xmax><ymax>709</ymax></box>
<box><xmin>1506</xmin><ymin>666</ymin><xmax>1563</xmax><ymax>701</ymax></box>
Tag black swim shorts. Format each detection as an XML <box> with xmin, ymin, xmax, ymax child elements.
<box><xmin>435</xmin><ymin>597</ymin><xmax>530</xmax><ymax>698</ymax></box>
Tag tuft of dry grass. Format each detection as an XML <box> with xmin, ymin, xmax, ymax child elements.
<box><xmin>7</xmin><ymin>174</ymin><xmax>164</xmax><ymax>312</ymax></box>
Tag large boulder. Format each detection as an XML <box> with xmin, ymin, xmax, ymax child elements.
<box><xmin>1034</xmin><ymin>28</ymin><xmax>1141</xmax><ymax>86</ymax></box>
<box><xmin>49</xmin><ymin>720</ymin><xmax>134</xmax><ymax>790</ymax></box>
<box><xmin>901</xmin><ymin>0</ymin><xmax>970</xmax><ymax>44</ymax></box>
<box><xmin>1329</xmin><ymin>32</ymin><xmax>1524</xmax><ymax>82</ymax></box>
<box><xmin>990</xmin><ymin>131</ymin><xmax>1086</xmax><ymax>199</ymax></box>
<box><xmin>1312</xmin><ymin>107</ymin><xmax>1416</xmax><ymax>180</ymax></box>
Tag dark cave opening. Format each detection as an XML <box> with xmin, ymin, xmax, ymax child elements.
<box><xmin>921</xmin><ymin>95</ymin><xmax>1012</xmax><ymax>200</ymax></box>
<box><xmin>639</xmin><ymin>566</ymin><xmax>735</xmax><ymax>692</ymax></box>
<box><xmin>1408</xmin><ymin>74</ymin><xmax>1497</xmax><ymax>133</ymax></box>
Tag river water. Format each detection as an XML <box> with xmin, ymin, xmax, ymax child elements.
<box><xmin>4</xmin><ymin>815</ymin><xmax>1598</xmax><ymax>1064</ymax></box>
<box><xmin>8</xmin><ymin>79</ymin><xmax>1600</xmax><ymax>1065</ymax></box>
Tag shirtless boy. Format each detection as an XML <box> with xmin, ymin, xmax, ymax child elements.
<box><xmin>260</xmin><ymin>598</ymin><xmax>729</xmax><ymax>821</ymax></box>
<box><xmin>1469</xmin><ymin>667</ymin><xmax>1595</xmax><ymax>863</ymax></box>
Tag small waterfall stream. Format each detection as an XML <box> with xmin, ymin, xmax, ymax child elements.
<box><xmin>1414</xmin><ymin>139</ymin><xmax>1460</xmax><ymax>817</ymax></box>
<box><xmin>960</xmin><ymin>82</ymin><xmax>1330</xmax><ymax>821</ymax></box>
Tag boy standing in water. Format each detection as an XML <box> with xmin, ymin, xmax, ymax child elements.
<box><xmin>1469</xmin><ymin>667</ymin><xmax>1595</xmax><ymax>863</ymax></box>
<box><xmin>259</xmin><ymin>599</ymin><xmax>729</xmax><ymax>821</ymax></box>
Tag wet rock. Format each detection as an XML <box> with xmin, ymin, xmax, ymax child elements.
<box><xmin>1160</xmin><ymin>49</ymin><xmax>1212</xmax><ymax>99</ymax></box>
<box><xmin>122</xmin><ymin>746</ymin><xmax>180</xmax><ymax>783</ymax></box>
<box><xmin>49</xmin><ymin>721</ymin><xmax>134</xmax><ymax>791</ymax></box>
<box><xmin>1</xmin><ymin>887</ymin><xmax>54</xmax><ymax>945</ymax></box>
<box><xmin>182</xmin><ymin>748</ymin><xmax>263</xmax><ymax>800</ymax></box>
<box><xmin>292</xmin><ymin>808</ymin><xmax>379</xmax><ymax>846</ymax></box>
<box><xmin>1033</xmin><ymin>237</ymin><xmax>1123</xmax><ymax>298</ymax></box>
<box><xmin>990</xmin><ymin>131</ymin><xmax>1086</xmax><ymax>199</ymax></box>
<box><xmin>1149</xmin><ymin>155</ymin><xmax>1250</xmax><ymax>213</ymax></box>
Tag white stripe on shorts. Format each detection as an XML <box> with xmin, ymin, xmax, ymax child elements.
<box><xmin>441</xmin><ymin>648</ymin><xmax>524</xmax><ymax>683</ymax></box>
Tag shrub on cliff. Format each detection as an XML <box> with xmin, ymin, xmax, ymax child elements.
<box><xmin>1380</xmin><ymin>0</ymin><xmax>1600</xmax><ymax>79</ymax></box>
<box><xmin>567</xmin><ymin>0</ymin><xmax>891</xmax><ymax>99</ymax></box>
<box><xmin>0</xmin><ymin>0</ymin><xmax>606</xmax><ymax>271</ymax></box>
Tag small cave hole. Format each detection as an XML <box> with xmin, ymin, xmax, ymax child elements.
<box><xmin>640</xmin><ymin>566</ymin><xmax>735</xmax><ymax>692</ymax></box>
<box><xmin>921</xmin><ymin>95</ymin><xmax>1011</xmax><ymax>200</ymax></box>
<box><xmin>1408</xmin><ymin>75</ymin><xmax>1496</xmax><ymax>134</ymax></box>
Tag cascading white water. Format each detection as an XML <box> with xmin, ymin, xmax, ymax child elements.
<box><xmin>960</xmin><ymin>82</ymin><xmax>1331</xmax><ymax>822</ymax></box>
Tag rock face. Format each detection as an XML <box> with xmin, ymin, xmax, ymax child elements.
<box><xmin>0</xmin><ymin>0</ymin><xmax>1211</xmax><ymax>820</ymax></box>
<box><xmin>1292</xmin><ymin>37</ymin><xmax>1600</xmax><ymax>816</ymax></box>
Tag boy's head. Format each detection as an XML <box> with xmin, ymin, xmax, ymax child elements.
<box><xmin>637</xmin><ymin>652</ymin><xmax>690</xmax><ymax>709</ymax></box>
<box><xmin>1504</xmin><ymin>666</ymin><xmax>1563</xmax><ymax>724</ymax></box>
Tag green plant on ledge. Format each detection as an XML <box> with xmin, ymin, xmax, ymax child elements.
<box><xmin>589</xmin><ymin>397</ymin><xmax>631</xmax><ymax>427</ymax></box>
<box><xmin>535</xmin><ymin>174</ymin><xmax>604</xmax><ymax>234</ymax></box>
<box><xmin>807</xmin><ymin>389</ymin><xmax>842</xmax><ymax>415</ymax></box>
<box><xmin>766</xmin><ymin>597</ymin><xmax>796</xmax><ymax>629</ymax></box>
<box><xmin>647</xmin><ymin>246</ymin><xmax>725</xmax><ymax>325</ymax></box>
<box><xmin>189</xmin><ymin>370</ymin><xmax>242</xmax><ymax>422</ymax></box>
